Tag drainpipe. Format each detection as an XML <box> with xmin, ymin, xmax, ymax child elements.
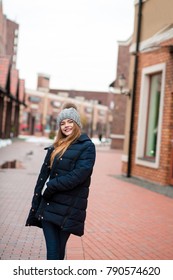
<box><xmin>127</xmin><ymin>0</ymin><xmax>143</xmax><ymax>177</ymax></box>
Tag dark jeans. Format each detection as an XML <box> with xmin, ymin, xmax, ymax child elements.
<box><xmin>42</xmin><ymin>220</ymin><xmax>70</xmax><ymax>260</ymax></box>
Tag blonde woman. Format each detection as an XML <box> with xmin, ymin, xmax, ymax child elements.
<box><xmin>26</xmin><ymin>104</ymin><xmax>96</xmax><ymax>260</ymax></box>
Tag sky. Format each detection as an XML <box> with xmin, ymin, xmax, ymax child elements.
<box><xmin>3</xmin><ymin>0</ymin><xmax>135</xmax><ymax>92</ymax></box>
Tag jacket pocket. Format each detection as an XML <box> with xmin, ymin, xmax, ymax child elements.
<box><xmin>35</xmin><ymin>197</ymin><xmax>47</xmax><ymax>220</ymax></box>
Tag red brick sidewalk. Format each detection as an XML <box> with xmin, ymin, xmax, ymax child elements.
<box><xmin>0</xmin><ymin>140</ymin><xmax>173</xmax><ymax>260</ymax></box>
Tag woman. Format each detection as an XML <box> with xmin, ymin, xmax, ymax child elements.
<box><xmin>26</xmin><ymin>104</ymin><xmax>96</xmax><ymax>260</ymax></box>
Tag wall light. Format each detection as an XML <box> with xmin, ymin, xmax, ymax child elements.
<box><xmin>118</xmin><ymin>74</ymin><xmax>131</xmax><ymax>97</ymax></box>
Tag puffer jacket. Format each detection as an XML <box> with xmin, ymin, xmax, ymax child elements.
<box><xmin>25</xmin><ymin>133</ymin><xmax>96</xmax><ymax>236</ymax></box>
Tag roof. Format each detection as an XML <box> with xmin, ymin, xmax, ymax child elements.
<box><xmin>109</xmin><ymin>80</ymin><xmax>116</xmax><ymax>88</ymax></box>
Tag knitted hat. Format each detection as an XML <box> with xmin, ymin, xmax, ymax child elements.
<box><xmin>57</xmin><ymin>107</ymin><xmax>82</xmax><ymax>128</ymax></box>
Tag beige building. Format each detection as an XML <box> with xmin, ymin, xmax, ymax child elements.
<box><xmin>20</xmin><ymin>74</ymin><xmax>112</xmax><ymax>139</ymax></box>
<box><xmin>122</xmin><ymin>0</ymin><xmax>173</xmax><ymax>186</ymax></box>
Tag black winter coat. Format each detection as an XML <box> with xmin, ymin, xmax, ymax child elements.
<box><xmin>25</xmin><ymin>134</ymin><xmax>96</xmax><ymax>236</ymax></box>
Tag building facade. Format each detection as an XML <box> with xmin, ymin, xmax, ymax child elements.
<box><xmin>50</xmin><ymin>88</ymin><xmax>111</xmax><ymax>107</ymax></box>
<box><xmin>20</xmin><ymin>74</ymin><xmax>113</xmax><ymax>139</ymax></box>
<box><xmin>122</xmin><ymin>0</ymin><xmax>173</xmax><ymax>186</ymax></box>
<box><xmin>0</xmin><ymin>1</ymin><xmax>25</xmax><ymax>139</ymax></box>
<box><xmin>109</xmin><ymin>38</ymin><xmax>131</xmax><ymax>149</ymax></box>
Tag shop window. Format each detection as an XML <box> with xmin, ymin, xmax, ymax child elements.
<box><xmin>45</xmin><ymin>115</ymin><xmax>51</xmax><ymax>131</ymax></box>
<box><xmin>20</xmin><ymin>112</ymin><xmax>29</xmax><ymax>131</ymax></box>
<box><xmin>35</xmin><ymin>113</ymin><xmax>42</xmax><ymax>132</ymax></box>
<box><xmin>135</xmin><ymin>63</ymin><xmax>165</xmax><ymax>168</ymax></box>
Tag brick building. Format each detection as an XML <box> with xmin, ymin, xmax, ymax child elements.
<box><xmin>122</xmin><ymin>0</ymin><xmax>173</xmax><ymax>186</ymax></box>
<box><xmin>0</xmin><ymin>1</ymin><xmax>25</xmax><ymax>139</ymax></box>
<box><xmin>20</xmin><ymin>73</ymin><xmax>113</xmax><ymax>139</ymax></box>
<box><xmin>50</xmin><ymin>88</ymin><xmax>111</xmax><ymax>107</ymax></box>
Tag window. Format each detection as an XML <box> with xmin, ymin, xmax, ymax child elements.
<box><xmin>145</xmin><ymin>73</ymin><xmax>161</xmax><ymax>159</ymax></box>
<box><xmin>20</xmin><ymin>112</ymin><xmax>29</xmax><ymax>131</ymax></box>
<box><xmin>135</xmin><ymin>63</ymin><xmax>165</xmax><ymax>168</ymax></box>
<box><xmin>15</xmin><ymin>29</ymin><xmax>19</xmax><ymax>36</ymax></box>
<box><xmin>14</xmin><ymin>37</ymin><xmax>18</xmax><ymax>46</ymax></box>
<box><xmin>13</xmin><ymin>46</ymin><xmax>17</xmax><ymax>53</ymax></box>
<box><xmin>85</xmin><ymin>106</ymin><xmax>93</xmax><ymax>114</ymax></box>
<box><xmin>51</xmin><ymin>101</ymin><xmax>61</xmax><ymax>108</ymax></box>
<box><xmin>45</xmin><ymin>115</ymin><xmax>51</xmax><ymax>130</ymax></box>
<box><xmin>35</xmin><ymin>113</ymin><xmax>42</xmax><ymax>132</ymax></box>
<box><xmin>12</xmin><ymin>55</ymin><xmax>16</xmax><ymax>63</ymax></box>
<box><xmin>28</xmin><ymin>96</ymin><xmax>41</xmax><ymax>103</ymax></box>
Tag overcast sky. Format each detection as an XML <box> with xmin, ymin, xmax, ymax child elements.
<box><xmin>3</xmin><ymin>0</ymin><xmax>134</xmax><ymax>92</ymax></box>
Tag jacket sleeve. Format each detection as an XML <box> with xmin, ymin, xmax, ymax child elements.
<box><xmin>43</xmin><ymin>142</ymin><xmax>96</xmax><ymax>199</ymax></box>
<box><xmin>25</xmin><ymin>147</ymin><xmax>52</xmax><ymax>226</ymax></box>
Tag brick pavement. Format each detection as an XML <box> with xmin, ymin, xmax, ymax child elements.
<box><xmin>0</xmin><ymin>139</ymin><xmax>173</xmax><ymax>260</ymax></box>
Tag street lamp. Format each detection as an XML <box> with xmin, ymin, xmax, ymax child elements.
<box><xmin>118</xmin><ymin>74</ymin><xmax>131</xmax><ymax>97</ymax></box>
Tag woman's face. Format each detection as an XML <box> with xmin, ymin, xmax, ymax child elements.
<box><xmin>60</xmin><ymin>119</ymin><xmax>74</xmax><ymax>136</ymax></box>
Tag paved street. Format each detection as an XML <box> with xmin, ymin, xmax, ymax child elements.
<box><xmin>0</xmin><ymin>138</ymin><xmax>173</xmax><ymax>260</ymax></box>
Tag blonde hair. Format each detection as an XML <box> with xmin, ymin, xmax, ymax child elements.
<box><xmin>50</xmin><ymin>122</ymin><xmax>81</xmax><ymax>168</ymax></box>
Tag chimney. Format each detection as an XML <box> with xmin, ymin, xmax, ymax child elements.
<box><xmin>37</xmin><ymin>73</ymin><xmax>50</xmax><ymax>91</ymax></box>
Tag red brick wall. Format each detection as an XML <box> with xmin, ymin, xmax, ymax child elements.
<box><xmin>110</xmin><ymin>94</ymin><xmax>127</xmax><ymax>150</ymax></box>
<box><xmin>37</xmin><ymin>75</ymin><xmax>50</xmax><ymax>89</ymax></box>
<box><xmin>114</xmin><ymin>44</ymin><xmax>130</xmax><ymax>88</ymax></box>
<box><xmin>124</xmin><ymin>38</ymin><xmax>173</xmax><ymax>185</ymax></box>
<box><xmin>6</xmin><ymin>19</ymin><xmax>18</xmax><ymax>67</ymax></box>
<box><xmin>0</xmin><ymin>3</ymin><xmax>7</xmax><ymax>56</ymax></box>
